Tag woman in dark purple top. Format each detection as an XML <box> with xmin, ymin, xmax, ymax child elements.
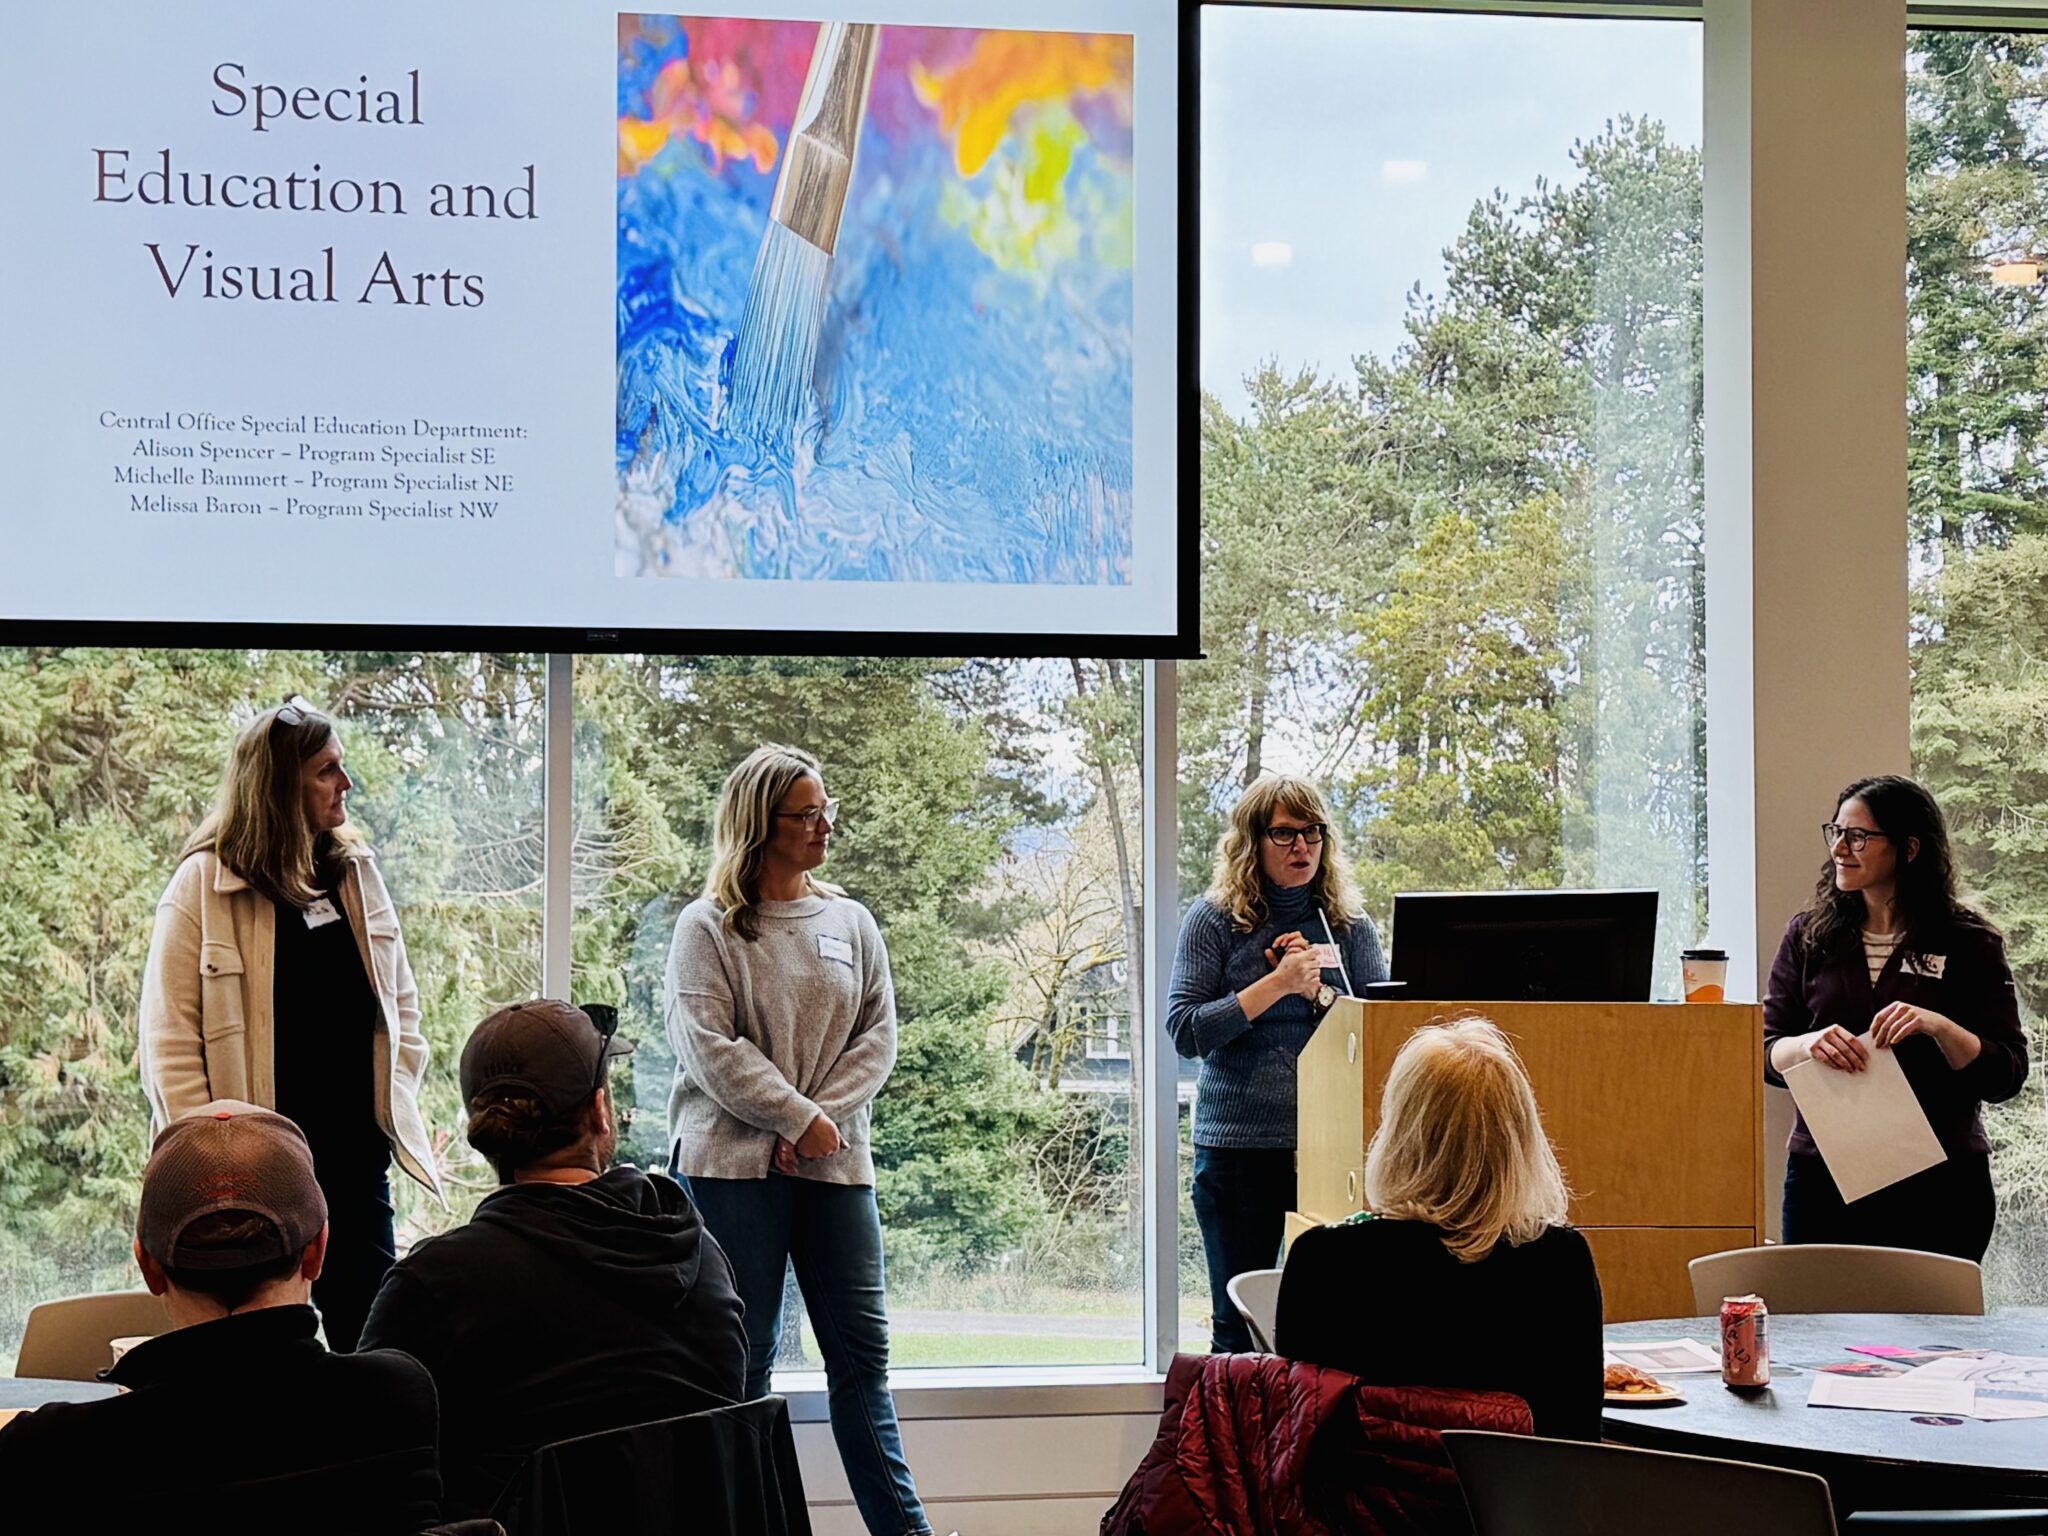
<box><xmin>1763</xmin><ymin>775</ymin><xmax>2028</xmax><ymax>1260</ymax></box>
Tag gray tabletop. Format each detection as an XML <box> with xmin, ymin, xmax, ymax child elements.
<box><xmin>1603</xmin><ymin>1311</ymin><xmax>2048</xmax><ymax>1498</ymax></box>
<box><xmin>0</xmin><ymin>1378</ymin><xmax>121</xmax><ymax>1412</ymax></box>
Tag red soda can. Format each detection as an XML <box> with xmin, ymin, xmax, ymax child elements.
<box><xmin>1720</xmin><ymin>1294</ymin><xmax>1771</xmax><ymax>1389</ymax></box>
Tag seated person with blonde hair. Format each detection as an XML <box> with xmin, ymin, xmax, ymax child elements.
<box><xmin>1274</xmin><ymin>1018</ymin><xmax>1603</xmax><ymax>1439</ymax></box>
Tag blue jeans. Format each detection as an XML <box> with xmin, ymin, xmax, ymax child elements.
<box><xmin>683</xmin><ymin>1171</ymin><xmax>929</xmax><ymax>1536</ymax></box>
<box><xmin>1191</xmin><ymin>1144</ymin><xmax>1295</xmax><ymax>1353</ymax></box>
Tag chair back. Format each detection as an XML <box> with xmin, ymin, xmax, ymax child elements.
<box><xmin>15</xmin><ymin>1290</ymin><xmax>169</xmax><ymax>1380</ymax></box>
<box><xmin>492</xmin><ymin>1395</ymin><xmax>811</xmax><ymax>1536</ymax></box>
<box><xmin>1444</xmin><ymin>1431</ymin><xmax>1837</xmax><ymax>1536</ymax></box>
<box><xmin>1226</xmin><ymin>1267</ymin><xmax>1284</xmax><ymax>1353</ymax></box>
<box><xmin>1688</xmin><ymin>1244</ymin><xmax>1983</xmax><ymax>1317</ymax></box>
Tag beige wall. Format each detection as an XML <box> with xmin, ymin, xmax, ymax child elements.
<box><xmin>1705</xmin><ymin>0</ymin><xmax>1911</xmax><ymax>1232</ymax></box>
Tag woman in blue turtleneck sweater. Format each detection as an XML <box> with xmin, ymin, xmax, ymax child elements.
<box><xmin>1167</xmin><ymin>774</ymin><xmax>1387</xmax><ymax>1353</ymax></box>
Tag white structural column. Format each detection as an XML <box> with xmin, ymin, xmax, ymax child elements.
<box><xmin>542</xmin><ymin>652</ymin><xmax>575</xmax><ymax>1002</ymax></box>
<box><xmin>1703</xmin><ymin>0</ymin><xmax>1911</xmax><ymax>1228</ymax></box>
<box><xmin>1143</xmin><ymin>660</ymin><xmax>1182</xmax><ymax>1370</ymax></box>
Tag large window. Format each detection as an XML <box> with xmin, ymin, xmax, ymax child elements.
<box><xmin>1188</xmin><ymin>4</ymin><xmax>1705</xmax><ymax>1347</ymax></box>
<box><xmin>0</xmin><ymin>650</ymin><xmax>1149</xmax><ymax>1373</ymax></box>
<box><xmin>1906</xmin><ymin>30</ymin><xmax>2048</xmax><ymax>1309</ymax></box>
<box><xmin>0</xmin><ymin>651</ymin><xmax>545</xmax><ymax>1367</ymax></box>
<box><xmin>570</xmin><ymin>657</ymin><xmax>1150</xmax><ymax>1369</ymax></box>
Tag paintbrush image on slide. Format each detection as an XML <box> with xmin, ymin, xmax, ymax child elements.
<box><xmin>726</xmin><ymin>21</ymin><xmax>878</xmax><ymax>448</ymax></box>
<box><xmin>615</xmin><ymin>17</ymin><xmax>1135</xmax><ymax>584</ymax></box>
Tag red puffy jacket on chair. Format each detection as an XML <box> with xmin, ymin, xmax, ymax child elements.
<box><xmin>1101</xmin><ymin>1353</ymin><xmax>1533</xmax><ymax>1536</ymax></box>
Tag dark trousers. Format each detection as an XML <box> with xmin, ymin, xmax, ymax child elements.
<box><xmin>310</xmin><ymin>1161</ymin><xmax>397</xmax><ymax>1353</ymax></box>
<box><xmin>1191</xmin><ymin>1144</ymin><xmax>1296</xmax><ymax>1353</ymax></box>
<box><xmin>1781</xmin><ymin>1150</ymin><xmax>1996</xmax><ymax>1263</ymax></box>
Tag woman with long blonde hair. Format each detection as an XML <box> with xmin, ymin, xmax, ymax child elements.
<box><xmin>1166</xmin><ymin>773</ymin><xmax>1386</xmax><ymax>1352</ymax></box>
<box><xmin>1274</xmin><ymin>1018</ymin><xmax>1603</xmax><ymax>1438</ymax></box>
<box><xmin>663</xmin><ymin>743</ymin><xmax>935</xmax><ymax>1536</ymax></box>
<box><xmin>138</xmin><ymin>698</ymin><xmax>441</xmax><ymax>1351</ymax></box>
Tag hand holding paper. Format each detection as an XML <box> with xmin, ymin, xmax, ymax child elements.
<box><xmin>1784</xmin><ymin>1043</ymin><xmax>1946</xmax><ymax>1203</ymax></box>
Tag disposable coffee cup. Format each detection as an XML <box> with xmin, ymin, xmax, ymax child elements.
<box><xmin>1682</xmin><ymin>948</ymin><xmax>1729</xmax><ymax>1003</ymax></box>
<box><xmin>109</xmin><ymin>1334</ymin><xmax>152</xmax><ymax>1364</ymax></box>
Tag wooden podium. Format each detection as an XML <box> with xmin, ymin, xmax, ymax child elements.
<box><xmin>1294</xmin><ymin>999</ymin><xmax>1766</xmax><ymax>1322</ymax></box>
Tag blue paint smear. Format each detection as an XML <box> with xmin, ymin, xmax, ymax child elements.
<box><xmin>615</xmin><ymin>39</ymin><xmax>1134</xmax><ymax>586</ymax></box>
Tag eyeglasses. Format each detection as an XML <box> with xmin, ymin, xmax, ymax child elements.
<box><xmin>776</xmin><ymin>799</ymin><xmax>840</xmax><ymax>829</ymax></box>
<box><xmin>1264</xmin><ymin>823</ymin><xmax>1327</xmax><ymax>848</ymax></box>
<box><xmin>580</xmin><ymin>1002</ymin><xmax>620</xmax><ymax>1093</ymax></box>
<box><xmin>274</xmin><ymin>694</ymin><xmax>314</xmax><ymax>728</ymax></box>
<box><xmin>1822</xmin><ymin>823</ymin><xmax>1891</xmax><ymax>853</ymax></box>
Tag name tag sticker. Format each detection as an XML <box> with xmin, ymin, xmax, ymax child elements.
<box><xmin>1903</xmin><ymin>954</ymin><xmax>1946</xmax><ymax>979</ymax></box>
<box><xmin>1312</xmin><ymin>943</ymin><xmax>1342</xmax><ymax>968</ymax></box>
<box><xmin>303</xmin><ymin>897</ymin><xmax>342</xmax><ymax>930</ymax></box>
<box><xmin>817</xmin><ymin>934</ymin><xmax>854</xmax><ymax>966</ymax></box>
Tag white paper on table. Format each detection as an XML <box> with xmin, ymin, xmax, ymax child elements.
<box><xmin>1604</xmin><ymin>1339</ymin><xmax>1723</xmax><ymax>1375</ymax></box>
<box><xmin>1906</xmin><ymin>1352</ymin><xmax>2048</xmax><ymax>1419</ymax></box>
<box><xmin>1783</xmin><ymin>1047</ymin><xmax>1946</xmax><ymax>1202</ymax></box>
<box><xmin>1961</xmin><ymin>1399</ymin><xmax>2048</xmax><ymax>1421</ymax></box>
<box><xmin>1807</xmin><ymin>1371</ymin><xmax>1976</xmax><ymax>1415</ymax></box>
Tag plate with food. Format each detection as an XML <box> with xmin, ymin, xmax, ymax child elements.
<box><xmin>1604</xmin><ymin>1362</ymin><xmax>1684</xmax><ymax>1406</ymax></box>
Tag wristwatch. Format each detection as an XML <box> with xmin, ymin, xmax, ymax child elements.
<box><xmin>1314</xmin><ymin>982</ymin><xmax>1339</xmax><ymax>1015</ymax></box>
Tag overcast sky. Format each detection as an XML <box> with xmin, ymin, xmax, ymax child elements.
<box><xmin>1200</xmin><ymin>5</ymin><xmax>1703</xmax><ymax>416</ymax></box>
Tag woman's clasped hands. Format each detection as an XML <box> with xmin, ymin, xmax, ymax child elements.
<box><xmin>1808</xmin><ymin>1004</ymin><xmax>1961</xmax><ymax>1073</ymax></box>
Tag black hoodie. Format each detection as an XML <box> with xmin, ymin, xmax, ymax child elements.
<box><xmin>360</xmin><ymin>1165</ymin><xmax>748</xmax><ymax>1518</ymax></box>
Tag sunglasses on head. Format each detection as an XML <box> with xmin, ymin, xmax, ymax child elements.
<box><xmin>581</xmin><ymin>1003</ymin><xmax>620</xmax><ymax>1093</ymax></box>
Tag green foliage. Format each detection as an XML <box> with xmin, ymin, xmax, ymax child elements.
<box><xmin>1190</xmin><ymin>116</ymin><xmax>1706</xmax><ymax>970</ymax></box>
<box><xmin>1905</xmin><ymin>32</ymin><xmax>2048</xmax><ymax>1307</ymax></box>
<box><xmin>0</xmin><ymin>650</ymin><xmax>1146</xmax><ymax>1359</ymax></box>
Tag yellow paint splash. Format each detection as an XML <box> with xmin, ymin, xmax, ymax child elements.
<box><xmin>912</xmin><ymin>33</ymin><xmax>1132</xmax><ymax>180</ymax></box>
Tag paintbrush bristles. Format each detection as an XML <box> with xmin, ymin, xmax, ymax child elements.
<box><xmin>727</xmin><ymin>221</ymin><xmax>830</xmax><ymax>448</ymax></box>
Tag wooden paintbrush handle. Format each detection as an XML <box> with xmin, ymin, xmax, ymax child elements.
<box><xmin>771</xmin><ymin>22</ymin><xmax>879</xmax><ymax>255</ymax></box>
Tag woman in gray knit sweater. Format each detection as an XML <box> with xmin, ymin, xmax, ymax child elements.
<box><xmin>664</xmin><ymin>744</ymin><xmax>932</xmax><ymax>1536</ymax></box>
<box><xmin>1167</xmin><ymin>773</ymin><xmax>1386</xmax><ymax>1352</ymax></box>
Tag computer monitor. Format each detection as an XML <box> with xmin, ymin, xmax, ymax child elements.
<box><xmin>1387</xmin><ymin>889</ymin><xmax>1660</xmax><ymax>1003</ymax></box>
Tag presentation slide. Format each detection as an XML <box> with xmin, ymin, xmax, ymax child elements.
<box><xmin>0</xmin><ymin>0</ymin><xmax>1182</xmax><ymax>643</ymax></box>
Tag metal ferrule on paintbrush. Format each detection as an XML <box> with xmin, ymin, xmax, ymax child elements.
<box><xmin>771</xmin><ymin>23</ymin><xmax>879</xmax><ymax>255</ymax></box>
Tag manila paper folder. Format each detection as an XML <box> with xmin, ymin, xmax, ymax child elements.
<box><xmin>1784</xmin><ymin>1047</ymin><xmax>1946</xmax><ymax>1203</ymax></box>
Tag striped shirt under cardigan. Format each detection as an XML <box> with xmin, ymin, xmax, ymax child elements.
<box><xmin>1166</xmin><ymin>882</ymin><xmax>1388</xmax><ymax>1149</ymax></box>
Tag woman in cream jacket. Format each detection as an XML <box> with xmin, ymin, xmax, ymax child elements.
<box><xmin>140</xmin><ymin>698</ymin><xmax>440</xmax><ymax>1350</ymax></box>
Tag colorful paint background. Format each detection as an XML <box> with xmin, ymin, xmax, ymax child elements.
<box><xmin>615</xmin><ymin>17</ymin><xmax>1135</xmax><ymax>584</ymax></box>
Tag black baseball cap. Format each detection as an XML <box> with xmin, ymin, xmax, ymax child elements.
<box><xmin>460</xmin><ymin>1000</ymin><xmax>634</xmax><ymax>1115</ymax></box>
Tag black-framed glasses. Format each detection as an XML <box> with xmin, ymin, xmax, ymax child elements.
<box><xmin>1822</xmin><ymin>823</ymin><xmax>1890</xmax><ymax>853</ymax></box>
<box><xmin>581</xmin><ymin>1002</ymin><xmax>620</xmax><ymax>1093</ymax></box>
<box><xmin>1264</xmin><ymin>823</ymin><xmax>1327</xmax><ymax>848</ymax></box>
<box><xmin>775</xmin><ymin>799</ymin><xmax>840</xmax><ymax>828</ymax></box>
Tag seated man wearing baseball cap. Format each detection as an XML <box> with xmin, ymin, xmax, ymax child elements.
<box><xmin>361</xmin><ymin>1000</ymin><xmax>747</xmax><ymax>1518</ymax></box>
<box><xmin>0</xmin><ymin>1101</ymin><xmax>441</xmax><ymax>1534</ymax></box>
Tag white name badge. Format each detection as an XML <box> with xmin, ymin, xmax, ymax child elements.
<box><xmin>303</xmin><ymin>897</ymin><xmax>342</xmax><ymax>930</ymax></box>
<box><xmin>817</xmin><ymin>934</ymin><xmax>854</xmax><ymax>966</ymax></box>
<box><xmin>1902</xmin><ymin>954</ymin><xmax>1946</xmax><ymax>979</ymax></box>
<box><xmin>1312</xmin><ymin>943</ymin><xmax>1341</xmax><ymax>968</ymax></box>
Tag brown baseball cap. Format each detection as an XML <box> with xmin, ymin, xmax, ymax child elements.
<box><xmin>136</xmin><ymin>1101</ymin><xmax>329</xmax><ymax>1271</ymax></box>
<box><xmin>461</xmin><ymin>1000</ymin><xmax>634</xmax><ymax>1116</ymax></box>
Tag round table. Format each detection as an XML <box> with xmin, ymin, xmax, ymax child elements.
<box><xmin>0</xmin><ymin>1378</ymin><xmax>121</xmax><ymax>1412</ymax></box>
<box><xmin>1603</xmin><ymin>1311</ymin><xmax>2048</xmax><ymax>1512</ymax></box>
